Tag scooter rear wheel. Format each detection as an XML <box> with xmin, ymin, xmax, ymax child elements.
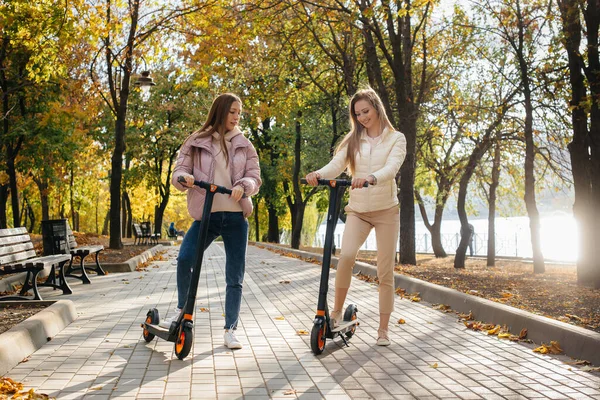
<box><xmin>343</xmin><ymin>304</ymin><xmax>358</xmax><ymax>338</ymax></box>
<box><xmin>175</xmin><ymin>324</ymin><xmax>193</xmax><ymax>360</ymax></box>
<box><xmin>310</xmin><ymin>322</ymin><xmax>327</xmax><ymax>355</ymax></box>
<box><xmin>143</xmin><ymin>308</ymin><xmax>159</xmax><ymax>342</ymax></box>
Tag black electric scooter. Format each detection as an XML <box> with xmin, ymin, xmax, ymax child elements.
<box><xmin>142</xmin><ymin>177</ymin><xmax>238</xmax><ymax>360</ymax></box>
<box><xmin>301</xmin><ymin>178</ymin><xmax>367</xmax><ymax>355</ymax></box>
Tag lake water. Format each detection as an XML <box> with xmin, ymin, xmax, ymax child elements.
<box><xmin>312</xmin><ymin>211</ymin><xmax>578</xmax><ymax>262</ymax></box>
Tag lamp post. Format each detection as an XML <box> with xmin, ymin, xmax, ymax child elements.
<box><xmin>134</xmin><ymin>71</ymin><xmax>156</xmax><ymax>101</ymax></box>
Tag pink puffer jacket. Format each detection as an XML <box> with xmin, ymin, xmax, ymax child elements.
<box><xmin>172</xmin><ymin>128</ymin><xmax>262</xmax><ymax>220</ymax></box>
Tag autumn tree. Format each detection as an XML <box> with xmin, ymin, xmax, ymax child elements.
<box><xmin>0</xmin><ymin>0</ymin><xmax>82</xmax><ymax>228</ymax></box>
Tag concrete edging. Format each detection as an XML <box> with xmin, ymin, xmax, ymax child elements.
<box><xmin>101</xmin><ymin>244</ymin><xmax>166</xmax><ymax>273</ymax></box>
<box><xmin>0</xmin><ymin>300</ymin><xmax>77</xmax><ymax>376</ymax></box>
<box><xmin>253</xmin><ymin>242</ymin><xmax>600</xmax><ymax>366</ymax></box>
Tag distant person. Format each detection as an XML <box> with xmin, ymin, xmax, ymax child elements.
<box><xmin>165</xmin><ymin>93</ymin><xmax>261</xmax><ymax>350</ymax></box>
<box><xmin>305</xmin><ymin>87</ymin><xmax>406</xmax><ymax>346</ymax></box>
<box><xmin>168</xmin><ymin>222</ymin><xmax>184</xmax><ymax>238</ymax></box>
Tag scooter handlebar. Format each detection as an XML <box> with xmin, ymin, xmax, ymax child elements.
<box><xmin>177</xmin><ymin>176</ymin><xmax>247</xmax><ymax>197</ymax></box>
<box><xmin>300</xmin><ymin>178</ymin><xmax>369</xmax><ymax>188</ymax></box>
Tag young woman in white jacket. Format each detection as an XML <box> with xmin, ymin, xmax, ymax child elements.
<box><xmin>306</xmin><ymin>87</ymin><xmax>406</xmax><ymax>346</ymax></box>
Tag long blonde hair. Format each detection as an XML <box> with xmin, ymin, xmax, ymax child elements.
<box><xmin>193</xmin><ymin>93</ymin><xmax>242</xmax><ymax>164</ymax></box>
<box><xmin>336</xmin><ymin>88</ymin><xmax>395</xmax><ymax>174</ymax></box>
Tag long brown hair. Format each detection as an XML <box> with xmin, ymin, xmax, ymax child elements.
<box><xmin>194</xmin><ymin>93</ymin><xmax>242</xmax><ymax>164</ymax></box>
<box><xmin>336</xmin><ymin>88</ymin><xmax>394</xmax><ymax>174</ymax></box>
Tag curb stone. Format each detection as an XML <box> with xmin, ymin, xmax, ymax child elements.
<box><xmin>0</xmin><ymin>300</ymin><xmax>77</xmax><ymax>376</ymax></box>
<box><xmin>101</xmin><ymin>244</ymin><xmax>167</xmax><ymax>273</ymax></box>
<box><xmin>253</xmin><ymin>241</ymin><xmax>600</xmax><ymax>366</ymax></box>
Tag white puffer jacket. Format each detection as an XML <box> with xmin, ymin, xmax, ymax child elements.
<box><xmin>316</xmin><ymin>127</ymin><xmax>406</xmax><ymax>213</ymax></box>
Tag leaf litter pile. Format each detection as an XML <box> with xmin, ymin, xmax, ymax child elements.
<box><xmin>385</xmin><ymin>253</ymin><xmax>600</xmax><ymax>334</ymax></box>
<box><xmin>0</xmin><ymin>377</ymin><xmax>53</xmax><ymax>399</ymax></box>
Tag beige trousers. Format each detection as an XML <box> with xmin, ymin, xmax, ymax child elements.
<box><xmin>335</xmin><ymin>206</ymin><xmax>400</xmax><ymax>314</ymax></box>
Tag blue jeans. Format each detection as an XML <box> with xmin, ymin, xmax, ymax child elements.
<box><xmin>176</xmin><ymin>212</ymin><xmax>248</xmax><ymax>330</ymax></box>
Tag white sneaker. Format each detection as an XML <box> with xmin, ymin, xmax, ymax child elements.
<box><xmin>330</xmin><ymin>310</ymin><xmax>342</xmax><ymax>329</ymax></box>
<box><xmin>159</xmin><ymin>308</ymin><xmax>182</xmax><ymax>328</ymax></box>
<box><xmin>224</xmin><ymin>330</ymin><xmax>242</xmax><ymax>349</ymax></box>
<box><xmin>376</xmin><ymin>329</ymin><xmax>390</xmax><ymax>346</ymax></box>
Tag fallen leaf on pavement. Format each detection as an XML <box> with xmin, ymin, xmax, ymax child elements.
<box><xmin>487</xmin><ymin>325</ymin><xmax>501</xmax><ymax>335</ymax></box>
<box><xmin>581</xmin><ymin>366</ymin><xmax>600</xmax><ymax>372</ymax></box>
<box><xmin>533</xmin><ymin>341</ymin><xmax>563</xmax><ymax>355</ymax></box>
<box><xmin>397</xmin><ymin>319</ymin><xmax>405</xmax><ymax>324</ymax></box>
<box><xmin>274</xmin><ymin>316</ymin><xmax>285</xmax><ymax>320</ymax></box>
<box><xmin>296</xmin><ymin>329</ymin><xmax>308</xmax><ymax>335</ymax></box>
<box><xmin>519</xmin><ymin>328</ymin><xmax>528</xmax><ymax>339</ymax></box>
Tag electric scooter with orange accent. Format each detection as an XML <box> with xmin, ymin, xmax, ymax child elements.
<box><xmin>141</xmin><ymin>177</ymin><xmax>238</xmax><ymax>360</ymax></box>
<box><xmin>301</xmin><ymin>178</ymin><xmax>367</xmax><ymax>355</ymax></box>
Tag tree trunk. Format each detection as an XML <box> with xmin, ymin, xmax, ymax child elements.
<box><xmin>33</xmin><ymin>177</ymin><xmax>50</xmax><ymax>222</ymax></box>
<box><xmin>6</xmin><ymin>152</ymin><xmax>20</xmax><ymax>227</ymax></box>
<box><xmin>290</xmin><ymin>112</ymin><xmax>304</xmax><ymax>249</ymax></box>
<box><xmin>254</xmin><ymin>199</ymin><xmax>260</xmax><ymax>242</ymax></box>
<box><xmin>26</xmin><ymin>200</ymin><xmax>35</xmax><ymax>233</ymax></box>
<box><xmin>455</xmin><ymin>140</ymin><xmax>494</xmax><ymax>268</ymax></box>
<box><xmin>557</xmin><ymin>0</ymin><xmax>600</xmax><ymax>288</ymax></box>
<box><xmin>102</xmin><ymin>210</ymin><xmax>110</xmax><ymax>236</ymax></box>
<box><xmin>285</xmin><ymin>111</ymin><xmax>316</xmax><ymax>249</ymax></box>
<box><xmin>416</xmin><ymin>191</ymin><xmax>447</xmax><ymax>257</ymax></box>
<box><xmin>267</xmin><ymin>203</ymin><xmax>279</xmax><ymax>242</ymax></box>
<box><xmin>70</xmin><ymin>165</ymin><xmax>76</xmax><ymax>230</ymax></box>
<box><xmin>108</xmin><ymin>0</ymin><xmax>140</xmax><ymax>249</ymax></box>
<box><xmin>398</xmin><ymin>118</ymin><xmax>417</xmax><ymax>265</ymax></box>
<box><xmin>516</xmin><ymin>2</ymin><xmax>544</xmax><ymax>273</ymax></box>
<box><xmin>290</xmin><ymin>203</ymin><xmax>306</xmax><ymax>250</ymax></box>
<box><xmin>155</xmin><ymin>189</ymin><xmax>170</xmax><ymax>237</ymax></box>
<box><xmin>0</xmin><ymin>184</ymin><xmax>8</xmax><ymax>228</ymax></box>
<box><xmin>487</xmin><ymin>142</ymin><xmax>501</xmax><ymax>267</ymax></box>
<box><xmin>121</xmin><ymin>191</ymin><xmax>127</xmax><ymax>238</ymax></box>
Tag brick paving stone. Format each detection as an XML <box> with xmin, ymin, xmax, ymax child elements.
<box><xmin>2</xmin><ymin>243</ymin><xmax>599</xmax><ymax>399</ymax></box>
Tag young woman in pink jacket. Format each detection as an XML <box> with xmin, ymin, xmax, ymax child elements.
<box><xmin>165</xmin><ymin>93</ymin><xmax>261</xmax><ymax>350</ymax></box>
<box><xmin>306</xmin><ymin>88</ymin><xmax>406</xmax><ymax>346</ymax></box>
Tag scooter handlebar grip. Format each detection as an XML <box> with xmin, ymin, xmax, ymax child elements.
<box><xmin>300</xmin><ymin>178</ymin><xmax>369</xmax><ymax>187</ymax></box>
<box><xmin>177</xmin><ymin>176</ymin><xmax>246</xmax><ymax>198</ymax></box>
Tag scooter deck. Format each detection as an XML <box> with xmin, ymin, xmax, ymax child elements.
<box><xmin>331</xmin><ymin>319</ymin><xmax>358</xmax><ymax>333</ymax></box>
<box><xmin>144</xmin><ymin>323</ymin><xmax>175</xmax><ymax>342</ymax></box>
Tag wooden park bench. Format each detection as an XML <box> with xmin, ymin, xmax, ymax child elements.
<box><xmin>41</xmin><ymin>219</ymin><xmax>105</xmax><ymax>285</ymax></box>
<box><xmin>133</xmin><ymin>222</ymin><xmax>161</xmax><ymax>245</ymax></box>
<box><xmin>143</xmin><ymin>221</ymin><xmax>161</xmax><ymax>245</ymax></box>
<box><xmin>0</xmin><ymin>227</ymin><xmax>72</xmax><ymax>300</ymax></box>
<box><xmin>133</xmin><ymin>223</ymin><xmax>149</xmax><ymax>245</ymax></box>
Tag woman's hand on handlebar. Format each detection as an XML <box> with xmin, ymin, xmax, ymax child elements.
<box><xmin>179</xmin><ymin>174</ymin><xmax>195</xmax><ymax>188</ymax></box>
<box><xmin>305</xmin><ymin>171</ymin><xmax>321</xmax><ymax>186</ymax></box>
<box><xmin>351</xmin><ymin>177</ymin><xmax>370</xmax><ymax>189</ymax></box>
<box><xmin>230</xmin><ymin>185</ymin><xmax>244</xmax><ymax>202</ymax></box>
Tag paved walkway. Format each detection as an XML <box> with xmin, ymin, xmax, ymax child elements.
<box><xmin>5</xmin><ymin>244</ymin><xmax>600</xmax><ymax>399</ymax></box>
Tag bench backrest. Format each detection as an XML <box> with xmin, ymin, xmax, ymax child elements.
<box><xmin>0</xmin><ymin>227</ymin><xmax>37</xmax><ymax>267</ymax></box>
<box><xmin>133</xmin><ymin>223</ymin><xmax>143</xmax><ymax>237</ymax></box>
<box><xmin>140</xmin><ymin>222</ymin><xmax>151</xmax><ymax>235</ymax></box>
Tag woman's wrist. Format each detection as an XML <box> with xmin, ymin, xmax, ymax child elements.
<box><xmin>367</xmin><ymin>174</ymin><xmax>377</xmax><ymax>185</ymax></box>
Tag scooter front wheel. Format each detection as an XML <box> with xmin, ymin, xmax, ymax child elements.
<box><xmin>175</xmin><ymin>324</ymin><xmax>193</xmax><ymax>360</ymax></box>
<box><xmin>310</xmin><ymin>322</ymin><xmax>327</xmax><ymax>355</ymax></box>
<box><xmin>143</xmin><ymin>308</ymin><xmax>159</xmax><ymax>342</ymax></box>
